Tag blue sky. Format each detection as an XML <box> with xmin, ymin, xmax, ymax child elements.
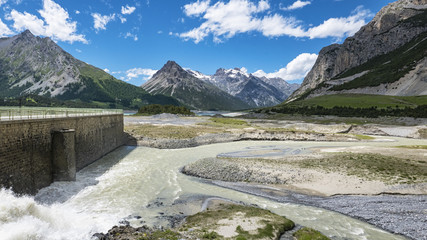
<box><xmin>0</xmin><ymin>0</ymin><xmax>394</xmax><ymax>86</ymax></box>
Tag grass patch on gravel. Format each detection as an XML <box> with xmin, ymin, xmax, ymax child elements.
<box><xmin>352</xmin><ymin>134</ymin><xmax>375</xmax><ymax>140</ymax></box>
<box><xmin>419</xmin><ymin>129</ymin><xmax>427</xmax><ymax>138</ymax></box>
<box><xmin>125</xmin><ymin>124</ymin><xmax>224</xmax><ymax>139</ymax></box>
<box><xmin>181</xmin><ymin>204</ymin><xmax>294</xmax><ymax>239</ymax></box>
<box><xmin>396</xmin><ymin>145</ymin><xmax>427</xmax><ymax>150</ymax></box>
<box><xmin>138</xmin><ymin>229</ymin><xmax>181</xmax><ymax>240</ymax></box>
<box><xmin>293</xmin><ymin>227</ymin><xmax>330</xmax><ymax>240</ymax></box>
<box><xmin>294</xmin><ymin>153</ymin><xmax>427</xmax><ymax>184</ymax></box>
<box><xmin>198</xmin><ymin>117</ymin><xmax>250</xmax><ymax>128</ymax></box>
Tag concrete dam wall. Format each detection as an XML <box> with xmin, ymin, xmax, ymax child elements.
<box><xmin>0</xmin><ymin>114</ymin><xmax>124</xmax><ymax>195</ymax></box>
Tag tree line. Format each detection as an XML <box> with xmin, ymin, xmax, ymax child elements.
<box><xmin>137</xmin><ymin>104</ymin><xmax>194</xmax><ymax>116</ymax></box>
<box><xmin>259</xmin><ymin>105</ymin><xmax>427</xmax><ymax>118</ymax></box>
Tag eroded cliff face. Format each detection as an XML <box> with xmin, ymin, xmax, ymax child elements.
<box><xmin>291</xmin><ymin>0</ymin><xmax>427</xmax><ymax>99</ymax></box>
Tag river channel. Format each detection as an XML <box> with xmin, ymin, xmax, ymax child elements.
<box><xmin>2</xmin><ymin>139</ymin><xmax>424</xmax><ymax>240</ymax></box>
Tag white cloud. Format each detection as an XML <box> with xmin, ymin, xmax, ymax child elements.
<box><xmin>184</xmin><ymin>0</ymin><xmax>211</xmax><ymax>17</ymax></box>
<box><xmin>104</xmin><ymin>68</ymin><xmax>110</xmax><ymax>73</ymax></box>
<box><xmin>306</xmin><ymin>6</ymin><xmax>372</xmax><ymax>39</ymax></box>
<box><xmin>0</xmin><ymin>18</ymin><xmax>13</xmax><ymax>37</ymax></box>
<box><xmin>38</xmin><ymin>0</ymin><xmax>87</xmax><ymax>43</ymax></box>
<box><xmin>282</xmin><ymin>0</ymin><xmax>311</xmax><ymax>11</ymax></box>
<box><xmin>75</xmin><ymin>10</ymin><xmax>80</xmax><ymax>14</ymax></box>
<box><xmin>124</xmin><ymin>32</ymin><xmax>138</xmax><ymax>41</ymax></box>
<box><xmin>119</xmin><ymin>16</ymin><xmax>127</xmax><ymax>23</ymax></box>
<box><xmin>75</xmin><ymin>48</ymin><xmax>82</xmax><ymax>53</ymax></box>
<box><xmin>6</xmin><ymin>0</ymin><xmax>87</xmax><ymax>43</ymax></box>
<box><xmin>253</xmin><ymin>53</ymin><xmax>318</xmax><ymax>81</ymax></box>
<box><xmin>121</xmin><ymin>5</ymin><xmax>136</xmax><ymax>15</ymax></box>
<box><xmin>181</xmin><ymin>0</ymin><xmax>299</xmax><ymax>43</ymax></box>
<box><xmin>260</xmin><ymin>14</ymin><xmax>306</xmax><ymax>37</ymax></box>
<box><xmin>7</xmin><ymin>10</ymin><xmax>46</xmax><ymax>36</ymax></box>
<box><xmin>0</xmin><ymin>0</ymin><xmax>7</xmax><ymax>6</ymax></box>
<box><xmin>125</xmin><ymin>68</ymin><xmax>157</xmax><ymax>81</ymax></box>
<box><xmin>92</xmin><ymin>13</ymin><xmax>115</xmax><ymax>31</ymax></box>
<box><xmin>180</xmin><ymin>0</ymin><xmax>371</xmax><ymax>43</ymax></box>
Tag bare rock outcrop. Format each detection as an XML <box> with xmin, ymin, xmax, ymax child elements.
<box><xmin>291</xmin><ymin>0</ymin><xmax>427</xmax><ymax>99</ymax></box>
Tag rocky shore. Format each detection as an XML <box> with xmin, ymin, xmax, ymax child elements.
<box><xmin>206</xmin><ymin>180</ymin><xmax>427</xmax><ymax>240</ymax></box>
<box><xmin>128</xmin><ymin>131</ymin><xmax>359</xmax><ymax>149</ymax></box>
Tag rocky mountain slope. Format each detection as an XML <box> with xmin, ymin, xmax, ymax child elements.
<box><xmin>290</xmin><ymin>0</ymin><xmax>427</xmax><ymax>100</ymax></box>
<box><xmin>142</xmin><ymin>61</ymin><xmax>250</xmax><ymax>110</ymax></box>
<box><xmin>0</xmin><ymin>30</ymin><xmax>179</xmax><ymax>108</ymax></box>
<box><xmin>188</xmin><ymin>68</ymin><xmax>299</xmax><ymax>107</ymax></box>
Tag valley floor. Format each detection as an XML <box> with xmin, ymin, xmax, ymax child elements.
<box><xmin>122</xmin><ymin>114</ymin><xmax>427</xmax><ymax>239</ymax></box>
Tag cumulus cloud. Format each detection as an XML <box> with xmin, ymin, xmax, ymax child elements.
<box><xmin>180</xmin><ymin>0</ymin><xmax>371</xmax><ymax>43</ymax></box>
<box><xmin>6</xmin><ymin>0</ymin><xmax>87</xmax><ymax>43</ymax></box>
<box><xmin>125</xmin><ymin>68</ymin><xmax>157</xmax><ymax>81</ymax></box>
<box><xmin>119</xmin><ymin>16</ymin><xmax>127</xmax><ymax>23</ymax></box>
<box><xmin>184</xmin><ymin>0</ymin><xmax>211</xmax><ymax>17</ymax></box>
<box><xmin>180</xmin><ymin>0</ymin><xmax>303</xmax><ymax>43</ymax></box>
<box><xmin>306</xmin><ymin>6</ymin><xmax>372</xmax><ymax>39</ymax></box>
<box><xmin>253</xmin><ymin>53</ymin><xmax>318</xmax><ymax>81</ymax></box>
<box><xmin>124</xmin><ymin>32</ymin><xmax>138</xmax><ymax>41</ymax></box>
<box><xmin>104</xmin><ymin>68</ymin><xmax>110</xmax><ymax>73</ymax></box>
<box><xmin>92</xmin><ymin>13</ymin><xmax>115</xmax><ymax>31</ymax></box>
<box><xmin>0</xmin><ymin>18</ymin><xmax>13</xmax><ymax>37</ymax></box>
<box><xmin>8</xmin><ymin>10</ymin><xmax>46</xmax><ymax>36</ymax></box>
<box><xmin>281</xmin><ymin>0</ymin><xmax>311</xmax><ymax>11</ymax></box>
<box><xmin>0</xmin><ymin>0</ymin><xmax>7</xmax><ymax>6</ymax></box>
<box><xmin>121</xmin><ymin>5</ymin><xmax>136</xmax><ymax>15</ymax></box>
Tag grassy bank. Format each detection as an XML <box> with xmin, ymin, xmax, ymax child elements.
<box><xmin>293</xmin><ymin>153</ymin><xmax>427</xmax><ymax>184</ymax></box>
<box><xmin>180</xmin><ymin>203</ymin><xmax>296</xmax><ymax>239</ymax></box>
<box><xmin>285</xmin><ymin>94</ymin><xmax>427</xmax><ymax>109</ymax></box>
<box><xmin>125</xmin><ymin>124</ymin><xmax>225</xmax><ymax>139</ymax></box>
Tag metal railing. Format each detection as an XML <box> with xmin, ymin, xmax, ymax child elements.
<box><xmin>0</xmin><ymin>107</ymin><xmax>123</xmax><ymax>121</ymax></box>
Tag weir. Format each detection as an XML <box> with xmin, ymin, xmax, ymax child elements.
<box><xmin>0</xmin><ymin>108</ymin><xmax>125</xmax><ymax>195</ymax></box>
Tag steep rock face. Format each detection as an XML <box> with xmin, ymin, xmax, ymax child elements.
<box><xmin>291</xmin><ymin>0</ymin><xmax>427</xmax><ymax>99</ymax></box>
<box><xmin>0</xmin><ymin>30</ymin><xmax>82</xmax><ymax>97</ymax></box>
<box><xmin>142</xmin><ymin>61</ymin><xmax>250</xmax><ymax>110</ymax></box>
<box><xmin>188</xmin><ymin>68</ymin><xmax>299</xmax><ymax>107</ymax></box>
<box><xmin>260</xmin><ymin>77</ymin><xmax>300</xmax><ymax>99</ymax></box>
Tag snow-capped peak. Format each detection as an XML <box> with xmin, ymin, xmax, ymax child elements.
<box><xmin>186</xmin><ymin>69</ymin><xmax>212</xmax><ymax>82</ymax></box>
<box><xmin>223</xmin><ymin>67</ymin><xmax>250</xmax><ymax>78</ymax></box>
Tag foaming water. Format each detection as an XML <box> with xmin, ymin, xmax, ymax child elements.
<box><xmin>1</xmin><ymin>139</ymin><xmax>420</xmax><ymax>239</ymax></box>
<box><xmin>0</xmin><ymin>189</ymin><xmax>96</xmax><ymax>240</ymax></box>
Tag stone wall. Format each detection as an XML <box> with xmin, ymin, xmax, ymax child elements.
<box><xmin>0</xmin><ymin>114</ymin><xmax>124</xmax><ymax>195</ymax></box>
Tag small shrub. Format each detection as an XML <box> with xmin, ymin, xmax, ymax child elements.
<box><xmin>202</xmin><ymin>231</ymin><xmax>219</xmax><ymax>239</ymax></box>
<box><xmin>293</xmin><ymin>227</ymin><xmax>330</xmax><ymax>240</ymax></box>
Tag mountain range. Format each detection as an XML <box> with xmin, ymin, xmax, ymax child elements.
<box><xmin>0</xmin><ymin>0</ymin><xmax>425</xmax><ymax>112</ymax></box>
<box><xmin>0</xmin><ymin>30</ymin><xmax>179</xmax><ymax>108</ymax></box>
<box><xmin>289</xmin><ymin>0</ymin><xmax>427</xmax><ymax>101</ymax></box>
<box><xmin>142</xmin><ymin>61</ymin><xmax>250</xmax><ymax>110</ymax></box>
<box><xmin>143</xmin><ymin>61</ymin><xmax>299</xmax><ymax>110</ymax></box>
<box><xmin>0</xmin><ymin>30</ymin><xmax>298</xmax><ymax>111</ymax></box>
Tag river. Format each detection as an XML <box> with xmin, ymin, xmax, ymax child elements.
<box><xmin>1</xmin><ymin>140</ymin><xmax>420</xmax><ymax>240</ymax></box>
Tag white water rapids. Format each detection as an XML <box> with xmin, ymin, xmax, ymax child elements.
<box><xmin>1</xmin><ymin>139</ymin><xmax>419</xmax><ymax>240</ymax></box>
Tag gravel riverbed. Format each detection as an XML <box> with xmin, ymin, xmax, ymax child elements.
<box><xmin>206</xmin><ymin>180</ymin><xmax>427</xmax><ymax>240</ymax></box>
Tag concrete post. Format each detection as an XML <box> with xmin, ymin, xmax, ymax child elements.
<box><xmin>52</xmin><ymin>129</ymin><xmax>76</xmax><ymax>181</ymax></box>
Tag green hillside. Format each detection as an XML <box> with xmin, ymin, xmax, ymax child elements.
<box><xmin>58</xmin><ymin>65</ymin><xmax>180</xmax><ymax>109</ymax></box>
<box><xmin>259</xmin><ymin>94</ymin><xmax>427</xmax><ymax>118</ymax></box>
<box><xmin>285</xmin><ymin>94</ymin><xmax>427</xmax><ymax>109</ymax></box>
